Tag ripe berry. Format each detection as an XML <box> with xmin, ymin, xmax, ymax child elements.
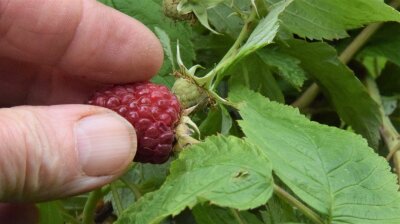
<box><xmin>88</xmin><ymin>82</ymin><xmax>181</xmax><ymax>164</ymax></box>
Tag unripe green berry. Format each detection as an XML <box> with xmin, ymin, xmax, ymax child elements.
<box><xmin>172</xmin><ymin>78</ymin><xmax>207</xmax><ymax>108</ymax></box>
<box><xmin>163</xmin><ymin>0</ymin><xmax>194</xmax><ymax>21</ymax></box>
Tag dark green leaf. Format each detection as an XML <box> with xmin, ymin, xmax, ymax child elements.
<box><xmin>266</xmin><ymin>0</ymin><xmax>400</xmax><ymax>40</ymax></box>
<box><xmin>276</xmin><ymin>39</ymin><xmax>382</xmax><ymax>148</ymax></box>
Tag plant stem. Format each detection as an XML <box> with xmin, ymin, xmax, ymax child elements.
<box><xmin>111</xmin><ymin>182</ymin><xmax>124</xmax><ymax>215</ymax></box>
<box><xmin>365</xmin><ymin>78</ymin><xmax>400</xmax><ymax>180</ymax></box>
<box><xmin>120</xmin><ymin>177</ymin><xmax>143</xmax><ymax>200</ymax></box>
<box><xmin>273</xmin><ymin>185</ymin><xmax>325</xmax><ymax>224</ymax></box>
<box><xmin>82</xmin><ymin>189</ymin><xmax>103</xmax><ymax>224</ymax></box>
<box><xmin>230</xmin><ymin>208</ymin><xmax>246</xmax><ymax>224</ymax></box>
<box><xmin>292</xmin><ymin>0</ymin><xmax>399</xmax><ymax>109</ymax></box>
<box><xmin>196</xmin><ymin>9</ymin><xmax>257</xmax><ymax>88</ymax></box>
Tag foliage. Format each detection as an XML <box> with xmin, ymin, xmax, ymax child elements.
<box><xmin>41</xmin><ymin>0</ymin><xmax>400</xmax><ymax>223</ymax></box>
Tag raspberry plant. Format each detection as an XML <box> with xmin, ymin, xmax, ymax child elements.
<box><xmin>38</xmin><ymin>0</ymin><xmax>400</xmax><ymax>223</ymax></box>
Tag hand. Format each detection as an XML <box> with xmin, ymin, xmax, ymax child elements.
<box><xmin>0</xmin><ymin>0</ymin><xmax>163</xmax><ymax>222</ymax></box>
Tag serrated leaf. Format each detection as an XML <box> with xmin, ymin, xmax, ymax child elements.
<box><xmin>237</xmin><ymin>0</ymin><xmax>293</xmax><ymax>60</ymax></box>
<box><xmin>117</xmin><ymin>136</ymin><xmax>273</xmax><ymax>224</ymax></box>
<box><xmin>266</xmin><ymin>0</ymin><xmax>400</xmax><ymax>40</ymax></box>
<box><xmin>362</xmin><ymin>23</ymin><xmax>400</xmax><ymax>67</ymax></box>
<box><xmin>207</xmin><ymin>1</ymin><xmax>250</xmax><ymax>38</ymax></box>
<box><xmin>276</xmin><ymin>39</ymin><xmax>382</xmax><ymax>149</ymax></box>
<box><xmin>230</xmin><ymin>88</ymin><xmax>400</xmax><ymax>223</ymax></box>
<box><xmin>155</xmin><ymin>27</ymin><xmax>175</xmax><ymax>70</ymax></box>
<box><xmin>257</xmin><ymin>49</ymin><xmax>307</xmax><ymax>89</ymax></box>
<box><xmin>229</xmin><ymin>54</ymin><xmax>284</xmax><ymax>103</ymax></box>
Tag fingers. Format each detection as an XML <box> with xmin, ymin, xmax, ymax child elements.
<box><xmin>0</xmin><ymin>105</ymin><xmax>136</xmax><ymax>202</ymax></box>
<box><xmin>0</xmin><ymin>0</ymin><xmax>163</xmax><ymax>83</ymax></box>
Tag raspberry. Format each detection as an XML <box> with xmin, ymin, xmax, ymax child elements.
<box><xmin>88</xmin><ymin>82</ymin><xmax>181</xmax><ymax>164</ymax></box>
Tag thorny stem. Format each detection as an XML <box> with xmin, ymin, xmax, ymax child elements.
<box><xmin>365</xmin><ymin>78</ymin><xmax>400</xmax><ymax>181</ymax></box>
<box><xmin>273</xmin><ymin>185</ymin><xmax>325</xmax><ymax>224</ymax></box>
<box><xmin>82</xmin><ymin>188</ymin><xmax>103</xmax><ymax>224</ymax></box>
<box><xmin>292</xmin><ymin>0</ymin><xmax>400</xmax><ymax>109</ymax></box>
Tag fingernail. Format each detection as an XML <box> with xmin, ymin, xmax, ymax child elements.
<box><xmin>75</xmin><ymin>113</ymin><xmax>136</xmax><ymax>176</ymax></box>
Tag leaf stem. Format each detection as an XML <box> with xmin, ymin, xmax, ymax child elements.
<box><xmin>273</xmin><ymin>185</ymin><xmax>325</xmax><ymax>224</ymax></box>
<box><xmin>230</xmin><ymin>208</ymin><xmax>246</xmax><ymax>224</ymax></box>
<box><xmin>292</xmin><ymin>0</ymin><xmax>399</xmax><ymax>109</ymax></box>
<box><xmin>82</xmin><ymin>189</ymin><xmax>103</xmax><ymax>224</ymax></box>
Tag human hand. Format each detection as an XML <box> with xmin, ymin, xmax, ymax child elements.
<box><xmin>0</xmin><ymin>0</ymin><xmax>163</xmax><ymax>222</ymax></box>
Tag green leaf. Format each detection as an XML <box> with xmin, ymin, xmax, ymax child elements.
<box><xmin>193</xmin><ymin>204</ymin><xmax>263</xmax><ymax>224</ymax></box>
<box><xmin>37</xmin><ymin>201</ymin><xmax>64</xmax><ymax>224</ymax></box>
<box><xmin>276</xmin><ymin>39</ymin><xmax>382</xmax><ymax>149</ymax></box>
<box><xmin>266</xmin><ymin>0</ymin><xmax>400</xmax><ymax>40</ymax></box>
<box><xmin>109</xmin><ymin>0</ymin><xmax>195</xmax><ymax>77</ymax></box>
<box><xmin>207</xmin><ymin>1</ymin><xmax>250</xmax><ymax>38</ymax></box>
<box><xmin>237</xmin><ymin>0</ymin><xmax>293</xmax><ymax>59</ymax></box>
<box><xmin>230</xmin><ymin>88</ymin><xmax>400</xmax><ymax>223</ymax></box>
<box><xmin>257</xmin><ymin>49</ymin><xmax>308</xmax><ymax>89</ymax></box>
<box><xmin>362</xmin><ymin>23</ymin><xmax>400</xmax><ymax>67</ymax></box>
<box><xmin>377</xmin><ymin>62</ymin><xmax>400</xmax><ymax>96</ymax></box>
<box><xmin>117</xmin><ymin>136</ymin><xmax>274</xmax><ymax>224</ymax></box>
<box><xmin>199</xmin><ymin>105</ymin><xmax>232</xmax><ymax>136</ymax></box>
<box><xmin>229</xmin><ymin>55</ymin><xmax>285</xmax><ymax>103</ymax></box>
<box><xmin>178</xmin><ymin>0</ymin><xmax>230</xmax><ymax>34</ymax></box>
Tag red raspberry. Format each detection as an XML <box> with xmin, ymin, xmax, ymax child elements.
<box><xmin>88</xmin><ymin>82</ymin><xmax>181</xmax><ymax>164</ymax></box>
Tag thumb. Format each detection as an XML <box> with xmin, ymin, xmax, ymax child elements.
<box><xmin>0</xmin><ymin>105</ymin><xmax>136</xmax><ymax>202</ymax></box>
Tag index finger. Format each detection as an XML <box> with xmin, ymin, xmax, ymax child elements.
<box><xmin>0</xmin><ymin>0</ymin><xmax>163</xmax><ymax>83</ymax></box>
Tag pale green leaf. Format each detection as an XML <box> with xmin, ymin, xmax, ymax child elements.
<box><xmin>117</xmin><ymin>136</ymin><xmax>273</xmax><ymax>224</ymax></box>
<box><xmin>276</xmin><ymin>39</ymin><xmax>382</xmax><ymax>149</ymax></box>
<box><xmin>266</xmin><ymin>0</ymin><xmax>400</xmax><ymax>40</ymax></box>
<box><xmin>230</xmin><ymin>88</ymin><xmax>400</xmax><ymax>223</ymax></box>
<box><xmin>237</xmin><ymin>0</ymin><xmax>293</xmax><ymax>59</ymax></box>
